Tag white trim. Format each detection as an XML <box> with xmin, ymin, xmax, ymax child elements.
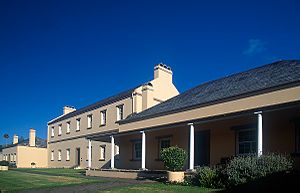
<box><xmin>189</xmin><ymin>123</ymin><xmax>194</xmax><ymax>170</ymax></box>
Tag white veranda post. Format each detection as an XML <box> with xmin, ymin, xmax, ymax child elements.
<box><xmin>256</xmin><ymin>111</ymin><xmax>263</xmax><ymax>157</ymax></box>
<box><xmin>141</xmin><ymin>131</ymin><xmax>146</xmax><ymax>170</ymax></box>
<box><xmin>188</xmin><ymin>123</ymin><xmax>194</xmax><ymax>170</ymax></box>
<box><xmin>111</xmin><ymin>135</ymin><xmax>115</xmax><ymax>169</ymax></box>
<box><xmin>88</xmin><ymin>139</ymin><xmax>92</xmax><ymax>170</ymax></box>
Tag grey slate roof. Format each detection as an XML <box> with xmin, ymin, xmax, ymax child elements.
<box><xmin>120</xmin><ymin>60</ymin><xmax>300</xmax><ymax>124</ymax></box>
<box><xmin>48</xmin><ymin>87</ymin><xmax>138</xmax><ymax>125</ymax></box>
<box><xmin>4</xmin><ymin>137</ymin><xmax>47</xmax><ymax>149</ymax></box>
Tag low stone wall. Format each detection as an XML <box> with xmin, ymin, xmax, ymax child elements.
<box><xmin>0</xmin><ymin>166</ymin><xmax>8</xmax><ymax>171</ymax></box>
<box><xmin>86</xmin><ymin>169</ymin><xmax>167</xmax><ymax>179</ymax></box>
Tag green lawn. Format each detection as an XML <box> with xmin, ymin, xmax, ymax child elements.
<box><xmin>0</xmin><ymin>168</ymin><xmax>103</xmax><ymax>192</ymax></box>
<box><xmin>98</xmin><ymin>183</ymin><xmax>217</xmax><ymax>193</ymax></box>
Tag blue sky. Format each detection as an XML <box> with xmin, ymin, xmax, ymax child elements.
<box><xmin>0</xmin><ymin>0</ymin><xmax>299</xmax><ymax>144</ymax></box>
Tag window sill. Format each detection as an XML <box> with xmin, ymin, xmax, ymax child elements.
<box><xmin>99</xmin><ymin>159</ymin><xmax>105</xmax><ymax>161</ymax></box>
<box><xmin>58</xmin><ymin>134</ymin><xmax>61</xmax><ymax>136</ymax></box>
<box><xmin>66</xmin><ymin>132</ymin><xmax>70</xmax><ymax>134</ymax></box>
<box><xmin>99</xmin><ymin>124</ymin><xmax>106</xmax><ymax>127</ymax></box>
<box><xmin>51</xmin><ymin>160</ymin><xmax>54</xmax><ymax>161</ymax></box>
<box><xmin>76</xmin><ymin>130</ymin><xmax>80</xmax><ymax>132</ymax></box>
<box><xmin>66</xmin><ymin>160</ymin><xmax>70</xmax><ymax>161</ymax></box>
<box><xmin>87</xmin><ymin>127</ymin><xmax>92</xmax><ymax>130</ymax></box>
<box><xmin>58</xmin><ymin>160</ymin><xmax>61</xmax><ymax>162</ymax></box>
<box><xmin>51</xmin><ymin>136</ymin><xmax>54</xmax><ymax>138</ymax></box>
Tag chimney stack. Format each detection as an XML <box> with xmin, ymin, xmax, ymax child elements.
<box><xmin>154</xmin><ymin>63</ymin><xmax>173</xmax><ymax>82</ymax></box>
<box><xmin>29</xmin><ymin>128</ymin><xmax>36</xmax><ymax>147</ymax></box>
<box><xmin>142</xmin><ymin>82</ymin><xmax>154</xmax><ymax>110</ymax></box>
<box><xmin>63</xmin><ymin>106</ymin><xmax>76</xmax><ymax>115</ymax></box>
<box><xmin>13</xmin><ymin>134</ymin><xmax>18</xmax><ymax>144</ymax></box>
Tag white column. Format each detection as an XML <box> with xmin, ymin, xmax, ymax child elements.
<box><xmin>141</xmin><ymin>131</ymin><xmax>146</xmax><ymax>170</ymax></box>
<box><xmin>88</xmin><ymin>139</ymin><xmax>92</xmax><ymax>170</ymax></box>
<box><xmin>188</xmin><ymin>123</ymin><xmax>194</xmax><ymax>170</ymax></box>
<box><xmin>255</xmin><ymin>111</ymin><xmax>263</xmax><ymax>157</ymax></box>
<box><xmin>111</xmin><ymin>135</ymin><xmax>115</xmax><ymax>169</ymax></box>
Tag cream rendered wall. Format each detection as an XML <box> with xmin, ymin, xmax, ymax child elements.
<box><xmin>17</xmin><ymin>146</ymin><xmax>48</xmax><ymax>168</ymax></box>
<box><xmin>2</xmin><ymin>146</ymin><xmax>17</xmax><ymax>163</ymax></box>
<box><xmin>48</xmin><ymin>96</ymin><xmax>133</xmax><ymax>168</ymax></box>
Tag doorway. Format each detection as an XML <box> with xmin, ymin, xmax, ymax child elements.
<box><xmin>76</xmin><ymin>148</ymin><xmax>80</xmax><ymax>166</ymax></box>
<box><xmin>194</xmin><ymin>130</ymin><xmax>210</xmax><ymax>166</ymax></box>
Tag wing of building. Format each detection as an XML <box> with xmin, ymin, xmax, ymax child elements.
<box><xmin>1</xmin><ymin>128</ymin><xmax>47</xmax><ymax>168</ymax></box>
<box><xmin>47</xmin><ymin>64</ymin><xmax>179</xmax><ymax>168</ymax></box>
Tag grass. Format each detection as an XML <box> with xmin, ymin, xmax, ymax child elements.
<box><xmin>0</xmin><ymin>168</ymin><xmax>104</xmax><ymax>192</ymax></box>
<box><xmin>98</xmin><ymin>183</ymin><xmax>217</xmax><ymax>193</ymax></box>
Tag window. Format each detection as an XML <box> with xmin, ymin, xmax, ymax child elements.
<box><xmin>116</xmin><ymin>105</ymin><xmax>124</xmax><ymax>121</ymax></box>
<box><xmin>158</xmin><ymin>137</ymin><xmax>171</xmax><ymax>158</ymax></box>
<box><xmin>51</xmin><ymin>127</ymin><xmax>54</xmax><ymax>137</ymax></box>
<box><xmin>13</xmin><ymin>153</ymin><xmax>16</xmax><ymax>162</ymax></box>
<box><xmin>51</xmin><ymin>150</ymin><xmax>54</xmax><ymax>161</ymax></box>
<box><xmin>133</xmin><ymin>140</ymin><xmax>142</xmax><ymax>160</ymax></box>
<box><xmin>58</xmin><ymin>150</ymin><xmax>62</xmax><ymax>161</ymax></box>
<box><xmin>66</xmin><ymin>149</ymin><xmax>70</xmax><ymax>161</ymax></box>
<box><xmin>58</xmin><ymin>124</ymin><xmax>62</xmax><ymax>136</ymax></box>
<box><xmin>237</xmin><ymin>129</ymin><xmax>257</xmax><ymax>155</ymax></box>
<box><xmin>66</xmin><ymin>122</ymin><xmax>70</xmax><ymax>134</ymax></box>
<box><xmin>87</xmin><ymin>114</ymin><xmax>93</xmax><ymax>129</ymax></box>
<box><xmin>100</xmin><ymin>110</ymin><xmax>107</xmax><ymax>126</ymax></box>
<box><xmin>76</xmin><ymin>118</ymin><xmax>81</xmax><ymax>131</ymax></box>
<box><xmin>100</xmin><ymin>145</ymin><xmax>105</xmax><ymax>160</ymax></box>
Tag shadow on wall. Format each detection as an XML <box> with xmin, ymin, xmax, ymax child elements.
<box><xmin>99</xmin><ymin>154</ymin><xmax>120</xmax><ymax>169</ymax></box>
<box><xmin>219</xmin><ymin>171</ymin><xmax>300</xmax><ymax>193</ymax></box>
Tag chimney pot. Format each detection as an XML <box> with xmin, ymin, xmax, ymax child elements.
<box><xmin>63</xmin><ymin>106</ymin><xmax>76</xmax><ymax>115</ymax></box>
<box><xmin>13</xmin><ymin>134</ymin><xmax>18</xmax><ymax>144</ymax></box>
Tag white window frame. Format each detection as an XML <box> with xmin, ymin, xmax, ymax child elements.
<box><xmin>58</xmin><ymin>150</ymin><xmax>62</xmax><ymax>161</ymax></box>
<box><xmin>51</xmin><ymin>150</ymin><xmax>54</xmax><ymax>161</ymax></box>
<box><xmin>76</xmin><ymin>118</ymin><xmax>81</xmax><ymax>131</ymax></box>
<box><xmin>100</xmin><ymin>110</ymin><xmax>107</xmax><ymax>126</ymax></box>
<box><xmin>58</xmin><ymin>124</ymin><xmax>62</xmax><ymax>136</ymax></box>
<box><xmin>66</xmin><ymin>149</ymin><xmax>70</xmax><ymax>161</ymax></box>
<box><xmin>133</xmin><ymin>140</ymin><xmax>142</xmax><ymax>160</ymax></box>
<box><xmin>86</xmin><ymin>146</ymin><xmax>92</xmax><ymax>160</ymax></box>
<box><xmin>51</xmin><ymin>127</ymin><xmax>54</xmax><ymax>137</ymax></box>
<box><xmin>87</xmin><ymin>114</ymin><xmax>93</xmax><ymax>129</ymax></box>
<box><xmin>116</xmin><ymin>105</ymin><xmax>124</xmax><ymax>121</ymax></box>
<box><xmin>236</xmin><ymin>128</ymin><xmax>257</xmax><ymax>155</ymax></box>
<box><xmin>100</xmin><ymin>145</ymin><xmax>105</xmax><ymax>160</ymax></box>
<box><xmin>66</xmin><ymin>121</ymin><xmax>70</xmax><ymax>134</ymax></box>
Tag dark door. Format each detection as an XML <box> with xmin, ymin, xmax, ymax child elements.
<box><xmin>194</xmin><ymin>130</ymin><xmax>210</xmax><ymax>166</ymax></box>
<box><xmin>76</xmin><ymin>148</ymin><xmax>80</xmax><ymax>166</ymax></box>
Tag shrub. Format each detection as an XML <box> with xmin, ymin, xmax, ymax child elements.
<box><xmin>160</xmin><ymin>146</ymin><xmax>187</xmax><ymax>171</ymax></box>
<box><xmin>223</xmin><ymin>153</ymin><xmax>293</xmax><ymax>187</ymax></box>
<box><xmin>195</xmin><ymin>166</ymin><xmax>225</xmax><ymax>188</ymax></box>
<box><xmin>0</xmin><ymin>160</ymin><xmax>9</xmax><ymax>166</ymax></box>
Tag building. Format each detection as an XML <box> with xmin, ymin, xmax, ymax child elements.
<box><xmin>1</xmin><ymin>128</ymin><xmax>48</xmax><ymax>168</ymax></box>
<box><xmin>47</xmin><ymin>64</ymin><xmax>179</xmax><ymax>168</ymax></box>
<box><xmin>85</xmin><ymin>60</ymin><xmax>300</xmax><ymax>175</ymax></box>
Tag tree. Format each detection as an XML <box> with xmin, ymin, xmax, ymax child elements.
<box><xmin>3</xmin><ymin>134</ymin><xmax>9</xmax><ymax>147</ymax></box>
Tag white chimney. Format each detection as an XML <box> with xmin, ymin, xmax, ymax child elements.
<box><xmin>13</xmin><ymin>134</ymin><xmax>18</xmax><ymax>144</ymax></box>
<box><xmin>154</xmin><ymin>63</ymin><xmax>173</xmax><ymax>82</ymax></box>
<box><xmin>29</xmin><ymin>128</ymin><xmax>36</xmax><ymax>147</ymax></box>
<box><xmin>63</xmin><ymin>106</ymin><xmax>76</xmax><ymax>115</ymax></box>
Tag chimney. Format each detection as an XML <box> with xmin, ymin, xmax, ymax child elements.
<box><xmin>29</xmin><ymin>128</ymin><xmax>36</xmax><ymax>147</ymax></box>
<box><xmin>142</xmin><ymin>82</ymin><xmax>154</xmax><ymax>110</ymax></box>
<box><xmin>154</xmin><ymin>63</ymin><xmax>173</xmax><ymax>82</ymax></box>
<box><xmin>13</xmin><ymin>134</ymin><xmax>18</xmax><ymax>144</ymax></box>
<box><xmin>63</xmin><ymin>106</ymin><xmax>76</xmax><ymax>115</ymax></box>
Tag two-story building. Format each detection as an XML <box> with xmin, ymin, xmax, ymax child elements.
<box><xmin>47</xmin><ymin>64</ymin><xmax>179</xmax><ymax>168</ymax></box>
<box><xmin>85</xmin><ymin>60</ymin><xmax>300</xmax><ymax>177</ymax></box>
